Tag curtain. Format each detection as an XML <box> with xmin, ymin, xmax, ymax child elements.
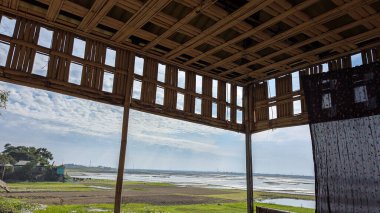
<box><xmin>303</xmin><ymin>62</ymin><xmax>380</xmax><ymax>213</ymax></box>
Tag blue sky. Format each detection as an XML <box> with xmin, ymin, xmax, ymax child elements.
<box><xmin>0</xmin><ymin>82</ymin><xmax>315</xmax><ymax>176</ymax></box>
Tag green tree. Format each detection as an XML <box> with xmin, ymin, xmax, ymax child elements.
<box><xmin>2</xmin><ymin>144</ymin><xmax>53</xmax><ymax>166</ymax></box>
<box><xmin>0</xmin><ymin>90</ymin><xmax>9</xmax><ymax>115</ymax></box>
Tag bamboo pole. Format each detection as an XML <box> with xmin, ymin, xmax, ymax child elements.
<box><xmin>244</xmin><ymin>84</ymin><xmax>254</xmax><ymax>212</ymax></box>
<box><xmin>114</xmin><ymin>53</ymin><xmax>134</xmax><ymax>213</ymax></box>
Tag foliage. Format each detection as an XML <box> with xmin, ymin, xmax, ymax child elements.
<box><xmin>2</xmin><ymin>143</ymin><xmax>53</xmax><ymax>166</ymax></box>
<box><xmin>0</xmin><ymin>153</ymin><xmax>15</xmax><ymax>165</ymax></box>
<box><xmin>0</xmin><ymin>89</ymin><xmax>10</xmax><ymax>115</ymax></box>
<box><xmin>0</xmin><ymin>197</ymin><xmax>40</xmax><ymax>213</ymax></box>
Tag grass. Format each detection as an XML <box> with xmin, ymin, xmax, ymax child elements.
<box><xmin>6</xmin><ymin>180</ymin><xmax>173</xmax><ymax>192</ymax></box>
<box><xmin>31</xmin><ymin>202</ymin><xmax>314</xmax><ymax>213</ymax></box>
<box><xmin>0</xmin><ymin>197</ymin><xmax>41</xmax><ymax>213</ymax></box>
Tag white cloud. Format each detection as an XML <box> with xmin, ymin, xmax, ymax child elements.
<box><xmin>0</xmin><ymin>82</ymin><xmax>228</xmax><ymax>154</ymax></box>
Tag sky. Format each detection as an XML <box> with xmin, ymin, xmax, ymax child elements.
<box><xmin>0</xmin><ymin>81</ymin><xmax>315</xmax><ymax>176</ymax></box>
<box><xmin>6</xmin><ymin>14</ymin><xmax>370</xmax><ymax>177</ymax></box>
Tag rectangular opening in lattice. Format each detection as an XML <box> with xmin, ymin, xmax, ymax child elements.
<box><xmin>269</xmin><ymin>105</ymin><xmax>277</xmax><ymax>120</ymax></box>
<box><xmin>68</xmin><ymin>62</ymin><xmax>83</xmax><ymax>85</ymax></box>
<box><xmin>0</xmin><ymin>16</ymin><xmax>16</xmax><ymax>37</ymax></box>
<box><xmin>196</xmin><ymin>75</ymin><xmax>202</xmax><ymax>94</ymax></box>
<box><xmin>322</xmin><ymin>63</ymin><xmax>329</xmax><ymax>72</ymax></box>
<box><xmin>351</xmin><ymin>53</ymin><xmax>363</xmax><ymax>67</ymax></box>
<box><xmin>105</xmin><ymin>48</ymin><xmax>116</xmax><ymax>67</ymax></box>
<box><xmin>134</xmin><ymin>56</ymin><xmax>144</xmax><ymax>75</ymax></box>
<box><xmin>267</xmin><ymin>79</ymin><xmax>276</xmax><ymax>98</ymax></box>
<box><xmin>212</xmin><ymin>102</ymin><xmax>217</xmax><ymax>118</ymax></box>
<box><xmin>157</xmin><ymin>63</ymin><xmax>166</xmax><ymax>83</ymax></box>
<box><xmin>212</xmin><ymin>79</ymin><xmax>218</xmax><ymax>98</ymax></box>
<box><xmin>178</xmin><ymin>70</ymin><xmax>186</xmax><ymax>89</ymax></box>
<box><xmin>237</xmin><ymin>109</ymin><xmax>243</xmax><ymax>124</ymax></box>
<box><xmin>226</xmin><ymin>106</ymin><xmax>231</xmax><ymax>121</ymax></box>
<box><xmin>37</xmin><ymin>27</ymin><xmax>53</xmax><ymax>48</ymax></box>
<box><xmin>292</xmin><ymin>71</ymin><xmax>300</xmax><ymax>92</ymax></box>
<box><xmin>32</xmin><ymin>52</ymin><xmax>49</xmax><ymax>77</ymax></box>
<box><xmin>354</xmin><ymin>86</ymin><xmax>368</xmax><ymax>103</ymax></box>
<box><xmin>0</xmin><ymin>41</ymin><xmax>10</xmax><ymax>66</ymax></box>
<box><xmin>155</xmin><ymin>86</ymin><xmax>164</xmax><ymax>105</ymax></box>
<box><xmin>72</xmin><ymin>38</ymin><xmax>86</xmax><ymax>58</ymax></box>
<box><xmin>322</xmin><ymin>93</ymin><xmax>332</xmax><ymax>109</ymax></box>
<box><xmin>176</xmin><ymin>92</ymin><xmax>184</xmax><ymax>110</ymax></box>
<box><xmin>226</xmin><ymin>83</ymin><xmax>231</xmax><ymax>103</ymax></box>
<box><xmin>195</xmin><ymin>98</ymin><xmax>202</xmax><ymax>114</ymax></box>
<box><xmin>132</xmin><ymin>80</ymin><xmax>142</xmax><ymax>99</ymax></box>
<box><xmin>237</xmin><ymin>86</ymin><xmax>243</xmax><ymax>107</ymax></box>
<box><xmin>102</xmin><ymin>72</ymin><xmax>114</xmax><ymax>93</ymax></box>
<box><xmin>293</xmin><ymin>100</ymin><xmax>302</xmax><ymax>115</ymax></box>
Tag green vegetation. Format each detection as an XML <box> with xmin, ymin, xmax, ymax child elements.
<box><xmin>6</xmin><ymin>180</ymin><xmax>173</xmax><ymax>192</ymax></box>
<box><xmin>0</xmin><ymin>89</ymin><xmax>9</xmax><ymax>115</ymax></box>
<box><xmin>0</xmin><ymin>197</ymin><xmax>313</xmax><ymax>213</ymax></box>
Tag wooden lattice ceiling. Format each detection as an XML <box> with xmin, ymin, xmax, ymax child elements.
<box><xmin>1</xmin><ymin>0</ymin><xmax>379</xmax><ymax>85</ymax></box>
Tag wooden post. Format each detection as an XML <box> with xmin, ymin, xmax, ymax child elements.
<box><xmin>244</xmin><ymin>84</ymin><xmax>254</xmax><ymax>213</ymax></box>
<box><xmin>114</xmin><ymin>54</ymin><xmax>134</xmax><ymax>213</ymax></box>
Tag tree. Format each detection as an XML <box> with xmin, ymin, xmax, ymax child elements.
<box><xmin>2</xmin><ymin>144</ymin><xmax>53</xmax><ymax>166</ymax></box>
<box><xmin>0</xmin><ymin>89</ymin><xmax>10</xmax><ymax>115</ymax></box>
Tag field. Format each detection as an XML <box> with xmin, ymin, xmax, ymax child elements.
<box><xmin>0</xmin><ymin>180</ymin><xmax>314</xmax><ymax>213</ymax></box>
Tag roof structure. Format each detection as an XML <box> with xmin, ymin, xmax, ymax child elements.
<box><xmin>0</xmin><ymin>0</ymin><xmax>379</xmax><ymax>212</ymax></box>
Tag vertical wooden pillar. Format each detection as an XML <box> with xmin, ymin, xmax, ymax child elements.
<box><xmin>114</xmin><ymin>53</ymin><xmax>134</xmax><ymax>213</ymax></box>
<box><xmin>244</xmin><ymin>84</ymin><xmax>254</xmax><ymax>213</ymax></box>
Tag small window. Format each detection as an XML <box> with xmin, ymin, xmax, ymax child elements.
<box><xmin>293</xmin><ymin>100</ymin><xmax>302</xmax><ymax>115</ymax></box>
<box><xmin>196</xmin><ymin>75</ymin><xmax>202</xmax><ymax>94</ymax></box>
<box><xmin>0</xmin><ymin>16</ymin><xmax>16</xmax><ymax>37</ymax></box>
<box><xmin>292</xmin><ymin>72</ymin><xmax>300</xmax><ymax>92</ymax></box>
<box><xmin>354</xmin><ymin>86</ymin><xmax>368</xmax><ymax>103</ymax></box>
<box><xmin>132</xmin><ymin>80</ymin><xmax>142</xmax><ymax>99</ymax></box>
<box><xmin>237</xmin><ymin>109</ymin><xmax>243</xmax><ymax>124</ymax></box>
<box><xmin>32</xmin><ymin>52</ymin><xmax>49</xmax><ymax>77</ymax></box>
<box><xmin>37</xmin><ymin>27</ymin><xmax>53</xmax><ymax>48</ymax></box>
<box><xmin>72</xmin><ymin>38</ymin><xmax>86</xmax><ymax>58</ymax></box>
<box><xmin>322</xmin><ymin>63</ymin><xmax>329</xmax><ymax>72</ymax></box>
<box><xmin>195</xmin><ymin>98</ymin><xmax>201</xmax><ymax>114</ymax></box>
<box><xmin>212</xmin><ymin>102</ymin><xmax>217</xmax><ymax>118</ymax></box>
<box><xmin>155</xmin><ymin>86</ymin><xmax>164</xmax><ymax>105</ymax></box>
<box><xmin>226</xmin><ymin>106</ymin><xmax>231</xmax><ymax>121</ymax></box>
<box><xmin>157</xmin><ymin>63</ymin><xmax>166</xmax><ymax>83</ymax></box>
<box><xmin>102</xmin><ymin>72</ymin><xmax>114</xmax><ymax>93</ymax></box>
<box><xmin>134</xmin><ymin>56</ymin><xmax>144</xmax><ymax>75</ymax></box>
<box><xmin>105</xmin><ymin>48</ymin><xmax>116</xmax><ymax>67</ymax></box>
<box><xmin>268</xmin><ymin>79</ymin><xmax>276</xmax><ymax>98</ymax></box>
<box><xmin>0</xmin><ymin>41</ymin><xmax>10</xmax><ymax>66</ymax></box>
<box><xmin>322</xmin><ymin>93</ymin><xmax>332</xmax><ymax>109</ymax></box>
<box><xmin>212</xmin><ymin>79</ymin><xmax>218</xmax><ymax>98</ymax></box>
<box><xmin>68</xmin><ymin>62</ymin><xmax>83</xmax><ymax>85</ymax></box>
<box><xmin>226</xmin><ymin>83</ymin><xmax>231</xmax><ymax>103</ymax></box>
<box><xmin>351</xmin><ymin>53</ymin><xmax>362</xmax><ymax>67</ymax></box>
<box><xmin>269</xmin><ymin>105</ymin><xmax>277</xmax><ymax>120</ymax></box>
<box><xmin>237</xmin><ymin>86</ymin><xmax>243</xmax><ymax>107</ymax></box>
<box><xmin>178</xmin><ymin>70</ymin><xmax>186</xmax><ymax>89</ymax></box>
<box><xmin>177</xmin><ymin>93</ymin><xmax>184</xmax><ymax>110</ymax></box>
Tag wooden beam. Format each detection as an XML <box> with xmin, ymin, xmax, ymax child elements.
<box><xmin>45</xmin><ymin>0</ymin><xmax>63</xmax><ymax>21</ymax></box>
<box><xmin>142</xmin><ymin>0</ymin><xmax>216</xmax><ymax>51</ymax></box>
<box><xmin>77</xmin><ymin>0</ymin><xmax>117</xmax><ymax>32</ymax></box>
<box><xmin>183</xmin><ymin>0</ymin><xmax>317</xmax><ymax>66</ymax></box>
<box><xmin>244</xmin><ymin>84</ymin><xmax>253</xmax><ymax>213</ymax></box>
<box><xmin>206</xmin><ymin>0</ymin><xmax>372</xmax><ymax>72</ymax></box>
<box><xmin>223</xmin><ymin>13</ymin><xmax>380</xmax><ymax>77</ymax></box>
<box><xmin>111</xmin><ymin>0</ymin><xmax>172</xmax><ymax>42</ymax></box>
<box><xmin>164</xmin><ymin>0</ymin><xmax>274</xmax><ymax>60</ymax></box>
<box><xmin>114</xmin><ymin>53</ymin><xmax>134</xmax><ymax>213</ymax></box>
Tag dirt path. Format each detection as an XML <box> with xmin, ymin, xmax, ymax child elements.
<box><xmin>0</xmin><ymin>185</ymin><xmax>237</xmax><ymax>205</ymax></box>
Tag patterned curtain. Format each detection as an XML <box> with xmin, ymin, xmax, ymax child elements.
<box><xmin>303</xmin><ymin>62</ymin><xmax>380</xmax><ymax>212</ymax></box>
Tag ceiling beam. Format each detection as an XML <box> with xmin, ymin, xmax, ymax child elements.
<box><xmin>142</xmin><ymin>0</ymin><xmax>216</xmax><ymax>51</ymax></box>
<box><xmin>164</xmin><ymin>0</ymin><xmax>275</xmax><ymax>60</ymax></box>
<box><xmin>77</xmin><ymin>0</ymin><xmax>117</xmax><ymax>32</ymax></box>
<box><xmin>205</xmin><ymin>0</ymin><xmax>373</xmax><ymax>72</ymax></box>
<box><xmin>45</xmin><ymin>0</ymin><xmax>63</xmax><ymax>21</ymax></box>
<box><xmin>111</xmin><ymin>0</ymin><xmax>172</xmax><ymax>42</ymax></box>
